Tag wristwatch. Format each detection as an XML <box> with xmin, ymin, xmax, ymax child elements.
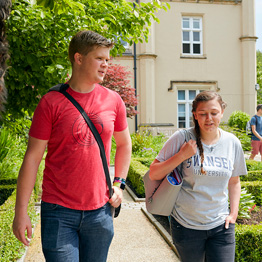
<box><xmin>120</xmin><ymin>183</ymin><xmax>126</xmax><ymax>190</ymax></box>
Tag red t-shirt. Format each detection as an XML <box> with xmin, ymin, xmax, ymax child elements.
<box><xmin>29</xmin><ymin>84</ymin><xmax>128</xmax><ymax>210</ymax></box>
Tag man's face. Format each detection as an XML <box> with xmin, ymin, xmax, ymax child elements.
<box><xmin>75</xmin><ymin>46</ymin><xmax>110</xmax><ymax>84</ymax></box>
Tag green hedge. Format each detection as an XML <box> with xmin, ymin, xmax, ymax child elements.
<box><xmin>0</xmin><ymin>159</ymin><xmax>44</xmax><ymax>261</ymax></box>
<box><xmin>0</xmin><ymin>190</ymin><xmax>37</xmax><ymax>262</ymax></box>
<box><xmin>241</xmin><ymin>171</ymin><xmax>262</xmax><ymax>182</ymax></box>
<box><xmin>127</xmin><ymin>158</ymin><xmax>148</xmax><ymax>198</ymax></box>
<box><xmin>245</xmin><ymin>160</ymin><xmax>262</xmax><ymax>171</ymax></box>
<box><xmin>131</xmin><ymin>157</ymin><xmax>154</xmax><ymax>168</ymax></box>
<box><xmin>0</xmin><ymin>184</ymin><xmax>16</xmax><ymax>206</ymax></box>
<box><xmin>241</xmin><ymin>181</ymin><xmax>262</xmax><ymax>206</ymax></box>
<box><xmin>235</xmin><ymin>224</ymin><xmax>262</xmax><ymax>262</ymax></box>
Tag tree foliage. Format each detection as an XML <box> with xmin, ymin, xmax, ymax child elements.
<box><xmin>102</xmin><ymin>62</ymin><xmax>138</xmax><ymax>118</ymax></box>
<box><xmin>257</xmin><ymin>50</ymin><xmax>262</xmax><ymax>104</ymax></box>
<box><xmin>0</xmin><ymin>0</ymin><xmax>12</xmax><ymax>115</ymax></box>
<box><xmin>5</xmin><ymin>0</ymin><xmax>169</xmax><ymax>117</ymax></box>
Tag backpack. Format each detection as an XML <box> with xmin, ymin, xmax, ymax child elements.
<box><xmin>246</xmin><ymin>115</ymin><xmax>257</xmax><ymax>136</ymax></box>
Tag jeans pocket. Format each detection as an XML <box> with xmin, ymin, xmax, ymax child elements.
<box><xmin>228</xmin><ymin>223</ymin><xmax>235</xmax><ymax>228</ymax></box>
<box><xmin>41</xmin><ymin>201</ymin><xmax>58</xmax><ymax>211</ymax></box>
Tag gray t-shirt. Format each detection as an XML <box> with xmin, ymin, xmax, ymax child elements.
<box><xmin>156</xmin><ymin>127</ymin><xmax>247</xmax><ymax>230</ymax></box>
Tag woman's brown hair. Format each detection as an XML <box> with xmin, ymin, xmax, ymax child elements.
<box><xmin>192</xmin><ymin>91</ymin><xmax>227</xmax><ymax>174</ymax></box>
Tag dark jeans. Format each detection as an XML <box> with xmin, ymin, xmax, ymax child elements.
<box><xmin>41</xmin><ymin>201</ymin><xmax>114</xmax><ymax>262</ymax></box>
<box><xmin>171</xmin><ymin>216</ymin><xmax>235</xmax><ymax>262</ymax></box>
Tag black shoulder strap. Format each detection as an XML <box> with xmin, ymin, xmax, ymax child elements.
<box><xmin>49</xmin><ymin>83</ymin><xmax>113</xmax><ymax>198</ymax></box>
<box><xmin>252</xmin><ymin>115</ymin><xmax>258</xmax><ymax>127</ymax></box>
<box><xmin>49</xmin><ymin>83</ymin><xmax>69</xmax><ymax>93</ymax></box>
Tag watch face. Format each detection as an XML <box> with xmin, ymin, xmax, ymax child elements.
<box><xmin>120</xmin><ymin>183</ymin><xmax>126</xmax><ymax>190</ymax></box>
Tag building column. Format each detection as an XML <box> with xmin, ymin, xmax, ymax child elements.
<box><xmin>241</xmin><ymin>0</ymin><xmax>258</xmax><ymax>115</ymax></box>
<box><xmin>138</xmin><ymin>21</ymin><xmax>157</xmax><ymax>124</ymax></box>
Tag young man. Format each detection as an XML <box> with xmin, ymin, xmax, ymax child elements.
<box><xmin>249</xmin><ymin>104</ymin><xmax>262</xmax><ymax>161</ymax></box>
<box><xmin>13</xmin><ymin>30</ymin><xmax>132</xmax><ymax>262</ymax></box>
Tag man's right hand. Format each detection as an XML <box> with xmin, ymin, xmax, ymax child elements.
<box><xmin>13</xmin><ymin>213</ymin><xmax>32</xmax><ymax>246</ymax></box>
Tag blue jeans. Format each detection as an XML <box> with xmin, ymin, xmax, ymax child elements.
<box><xmin>41</xmin><ymin>201</ymin><xmax>114</xmax><ymax>262</ymax></box>
<box><xmin>171</xmin><ymin>217</ymin><xmax>235</xmax><ymax>262</ymax></box>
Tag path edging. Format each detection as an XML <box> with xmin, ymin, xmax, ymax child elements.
<box><xmin>141</xmin><ymin>207</ymin><xmax>180</xmax><ymax>258</ymax></box>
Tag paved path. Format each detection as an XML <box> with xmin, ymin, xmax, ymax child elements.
<box><xmin>21</xmin><ymin>167</ymin><xmax>179</xmax><ymax>262</ymax></box>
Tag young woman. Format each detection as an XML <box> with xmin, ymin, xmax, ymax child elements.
<box><xmin>149</xmin><ymin>91</ymin><xmax>247</xmax><ymax>262</ymax></box>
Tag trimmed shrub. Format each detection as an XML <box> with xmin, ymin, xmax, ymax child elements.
<box><xmin>131</xmin><ymin>157</ymin><xmax>154</xmax><ymax>168</ymax></box>
<box><xmin>228</xmin><ymin>111</ymin><xmax>250</xmax><ymax>130</ymax></box>
<box><xmin>127</xmin><ymin>158</ymin><xmax>148</xmax><ymax>197</ymax></box>
<box><xmin>0</xmin><ymin>185</ymin><xmax>16</xmax><ymax>206</ymax></box>
<box><xmin>0</xmin><ymin>190</ymin><xmax>37</xmax><ymax>261</ymax></box>
<box><xmin>240</xmin><ymin>171</ymin><xmax>262</xmax><ymax>182</ymax></box>
<box><xmin>235</xmin><ymin>224</ymin><xmax>262</xmax><ymax>262</ymax></box>
<box><xmin>245</xmin><ymin>160</ymin><xmax>262</xmax><ymax>171</ymax></box>
<box><xmin>0</xmin><ymin>158</ymin><xmax>44</xmax><ymax>261</ymax></box>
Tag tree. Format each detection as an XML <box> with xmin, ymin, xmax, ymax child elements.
<box><xmin>4</xmin><ymin>0</ymin><xmax>169</xmax><ymax>117</ymax></box>
<box><xmin>0</xmin><ymin>0</ymin><xmax>12</xmax><ymax>116</ymax></box>
<box><xmin>102</xmin><ymin>62</ymin><xmax>138</xmax><ymax>118</ymax></box>
<box><xmin>256</xmin><ymin>50</ymin><xmax>262</xmax><ymax>104</ymax></box>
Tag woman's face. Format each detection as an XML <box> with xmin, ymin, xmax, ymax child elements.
<box><xmin>193</xmin><ymin>99</ymin><xmax>224</xmax><ymax>134</ymax></box>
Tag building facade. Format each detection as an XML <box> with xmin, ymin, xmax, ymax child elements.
<box><xmin>113</xmin><ymin>0</ymin><xmax>258</xmax><ymax>134</ymax></box>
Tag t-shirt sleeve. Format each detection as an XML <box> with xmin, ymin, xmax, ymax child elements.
<box><xmin>114</xmin><ymin>94</ymin><xmax>128</xmax><ymax>132</ymax></box>
<box><xmin>232</xmin><ymin>138</ymin><xmax>247</xmax><ymax>177</ymax></box>
<box><xmin>156</xmin><ymin>130</ymin><xmax>185</xmax><ymax>162</ymax></box>
<box><xmin>29</xmin><ymin>96</ymin><xmax>53</xmax><ymax>140</ymax></box>
<box><xmin>250</xmin><ymin>116</ymin><xmax>256</xmax><ymax>126</ymax></box>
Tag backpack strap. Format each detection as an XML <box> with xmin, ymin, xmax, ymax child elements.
<box><xmin>254</xmin><ymin>115</ymin><xmax>258</xmax><ymax>125</ymax></box>
<box><xmin>251</xmin><ymin>115</ymin><xmax>258</xmax><ymax>129</ymax></box>
<box><xmin>48</xmin><ymin>83</ymin><xmax>69</xmax><ymax>93</ymax></box>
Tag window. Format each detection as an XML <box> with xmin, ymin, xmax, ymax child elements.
<box><xmin>115</xmin><ymin>35</ymin><xmax>132</xmax><ymax>54</ymax></box>
<box><xmin>120</xmin><ymin>38</ymin><xmax>132</xmax><ymax>54</ymax></box>
<box><xmin>182</xmin><ymin>17</ymin><xmax>202</xmax><ymax>55</ymax></box>
<box><xmin>177</xmin><ymin>89</ymin><xmax>202</xmax><ymax>128</ymax></box>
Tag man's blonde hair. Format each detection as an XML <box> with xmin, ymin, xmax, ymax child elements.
<box><xmin>68</xmin><ymin>30</ymin><xmax>114</xmax><ymax>65</ymax></box>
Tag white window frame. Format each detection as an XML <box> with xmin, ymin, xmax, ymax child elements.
<box><xmin>115</xmin><ymin>35</ymin><xmax>132</xmax><ymax>54</ymax></box>
<box><xmin>182</xmin><ymin>16</ymin><xmax>203</xmax><ymax>56</ymax></box>
<box><xmin>177</xmin><ymin>89</ymin><xmax>202</xmax><ymax>128</ymax></box>
<box><xmin>120</xmin><ymin>38</ymin><xmax>132</xmax><ymax>54</ymax></box>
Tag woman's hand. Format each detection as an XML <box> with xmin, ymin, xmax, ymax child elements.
<box><xmin>178</xmin><ymin>139</ymin><xmax>197</xmax><ymax>160</ymax></box>
<box><xmin>149</xmin><ymin>139</ymin><xmax>197</xmax><ymax>181</ymax></box>
<box><xmin>225</xmin><ymin>215</ymin><xmax>236</xmax><ymax>229</ymax></box>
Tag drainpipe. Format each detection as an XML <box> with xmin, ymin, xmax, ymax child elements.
<box><xmin>133</xmin><ymin>0</ymin><xmax>139</xmax><ymax>132</ymax></box>
<box><xmin>134</xmin><ymin>42</ymin><xmax>138</xmax><ymax>132</ymax></box>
